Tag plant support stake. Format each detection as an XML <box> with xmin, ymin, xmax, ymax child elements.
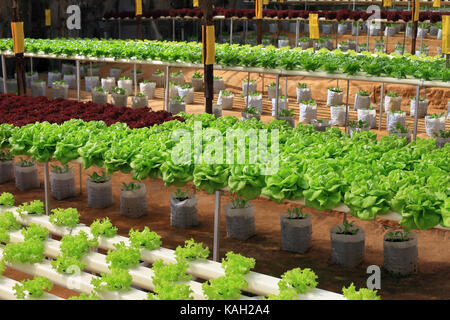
<box><xmin>164</xmin><ymin>65</ymin><xmax>170</xmax><ymax>112</ymax></box>
<box><xmin>76</xmin><ymin>60</ymin><xmax>80</xmax><ymax>101</ymax></box>
<box><xmin>213</xmin><ymin>190</ymin><xmax>222</xmax><ymax>262</ymax></box>
<box><xmin>44</xmin><ymin>162</ymin><xmax>50</xmax><ymax>215</ymax></box>
<box><xmin>379</xmin><ymin>82</ymin><xmax>384</xmax><ymax>131</ymax></box>
<box><xmin>345</xmin><ymin>79</ymin><xmax>350</xmax><ymax>132</ymax></box>
<box><xmin>413</xmin><ymin>85</ymin><xmax>420</xmax><ymax>140</ymax></box>
<box><xmin>1</xmin><ymin>54</ymin><xmax>6</xmax><ymax>94</ymax></box>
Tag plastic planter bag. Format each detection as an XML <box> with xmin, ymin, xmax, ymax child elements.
<box><xmin>387</xmin><ymin>112</ymin><xmax>406</xmax><ymax>133</ymax></box>
<box><xmin>354</xmin><ymin>93</ymin><xmax>371</xmax><ymax>110</ymax></box>
<box><xmin>213</xmin><ymin>79</ymin><xmax>225</xmax><ymax>94</ymax></box>
<box><xmin>178</xmin><ymin>87</ymin><xmax>194</xmax><ymax>104</ymax></box>
<box><xmin>101</xmin><ymin>77</ymin><xmax>115</xmax><ymax>92</ymax></box>
<box><xmin>330</xmin><ymin>106</ymin><xmax>346</xmax><ymax>126</ymax></box>
<box><xmin>92</xmin><ymin>90</ymin><xmax>108</xmax><ymax>105</ymax></box>
<box><xmin>299</xmin><ymin>103</ymin><xmax>317</xmax><ymax>124</ymax></box>
<box><xmin>109</xmin><ymin>67</ymin><xmax>122</xmax><ymax>81</ymax></box>
<box><xmin>224</xmin><ymin>202</ymin><xmax>256</xmax><ymax>241</ymax></box>
<box><xmin>120</xmin><ymin>183</ymin><xmax>148</xmax><ymax>219</ymax></box>
<box><xmin>296</xmin><ymin>87</ymin><xmax>312</xmax><ymax>104</ymax></box>
<box><xmin>118</xmin><ymin>79</ymin><xmax>133</xmax><ymax>96</ymax></box>
<box><xmin>111</xmin><ymin>93</ymin><xmax>128</xmax><ymax>107</ymax></box>
<box><xmin>87</xmin><ymin>178</ymin><xmax>113</xmax><ymax>209</ymax></box>
<box><xmin>242</xmin><ymin>82</ymin><xmax>257</xmax><ymax>97</ymax></box>
<box><xmin>357</xmin><ymin>109</ymin><xmax>377</xmax><ymax>129</ymax></box>
<box><xmin>271</xmin><ymin>98</ymin><xmax>288</xmax><ymax>117</ymax></box>
<box><xmin>384</xmin><ymin>95</ymin><xmax>402</xmax><ymax>112</ymax></box>
<box><xmin>330</xmin><ymin>224</ymin><xmax>365</xmax><ymax>267</ymax></box>
<box><xmin>383</xmin><ymin>232</ymin><xmax>418</xmax><ymax>275</ymax></box>
<box><xmin>169</xmin><ymin>102</ymin><xmax>186</xmax><ymax>115</ymax></box>
<box><xmin>52</xmin><ymin>84</ymin><xmax>69</xmax><ymax>99</ymax></box>
<box><xmin>131</xmin><ymin>95</ymin><xmax>148</xmax><ymax>109</ymax></box>
<box><xmin>327</xmin><ymin>89</ymin><xmax>343</xmax><ymax>107</ymax></box>
<box><xmin>248</xmin><ymin>94</ymin><xmax>263</xmax><ymax>114</ymax></box>
<box><xmin>85</xmin><ymin>76</ymin><xmax>99</xmax><ymax>92</ymax></box>
<box><xmin>170</xmin><ymin>194</ymin><xmax>199</xmax><ymax>229</ymax></box>
<box><xmin>48</xmin><ymin>72</ymin><xmax>61</xmax><ymax>88</ymax></box>
<box><xmin>0</xmin><ymin>160</ymin><xmax>14</xmax><ymax>184</ymax></box>
<box><xmin>15</xmin><ymin>163</ymin><xmax>40</xmax><ymax>191</ymax></box>
<box><xmin>140</xmin><ymin>82</ymin><xmax>156</xmax><ymax>99</ymax></box>
<box><xmin>30</xmin><ymin>81</ymin><xmax>46</xmax><ymax>97</ymax></box>
<box><xmin>63</xmin><ymin>74</ymin><xmax>76</xmax><ymax>89</ymax></box>
<box><xmin>280</xmin><ymin>214</ymin><xmax>312</xmax><ymax>254</ymax></box>
<box><xmin>50</xmin><ymin>168</ymin><xmax>76</xmax><ymax>200</ymax></box>
<box><xmin>217</xmin><ymin>92</ymin><xmax>234</xmax><ymax>110</ymax></box>
<box><xmin>410</xmin><ymin>99</ymin><xmax>429</xmax><ymax>118</ymax></box>
<box><xmin>425</xmin><ymin>116</ymin><xmax>446</xmax><ymax>138</ymax></box>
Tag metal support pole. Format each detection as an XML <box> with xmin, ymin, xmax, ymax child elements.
<box><xmin>246</xmin><ymin>72</ymin><xmax>250</xmax><ymax>107</ymax></box>
<box><xmin>134</xmin><ymin>64</ymin><xmax>138</xmax><ymax>95</ymax></box>
<box><xmin>262</xmin><ymin>74</ymin><xmax>265</xmax><ymax>96</ymax></box>
<box><xmin>379</xmin><ymin>82</ymin><xmax>384</xmax><ymax>131</ymax></box>
<box><xmin>1</xmin><ymin>55</ymin><xmax>7</xmax><ymax>94</ymax></box>
<box><xmin>76</xmin><ymin>60</ymin><xmax>80</xmax><ymax>101</ymax></box>
<box><xmin>413</xmin><ymin>85</ymin><xmax>420</xmax><ymax>141</ymax></box>
<box><xmin>79</xmin><ymin>163</ymin><xmax>82</xmax><ymax>195</ymax></box>
<box><xmin>419</xmin><ymin>22</ymin><xmax>424</xmax><ymax>53</ymax></box>
<box><xmin>213</xmin><ymin>190</ymin><xmax>222</xmax><ymax>262</ymax></box>
<box><xmin>366</xmin><ymin>22</ymin><xmax>370</xmax><ymax>51</ymax></box>
<box><xmin>244</xmin><ymin>20</ymin><xmax>248</xmax><ymax>44</ymax></box>
<box><xmin>44</xmin><ymin>162</ymin><xmax>50</xmax><ymax>215</ymax></box>
<box><xmin>295</xmin><ymin>19</ymin><xmax>300</xmax><ymax>47</ymax></box>
<box><xmin>275</xmin><ymin>74</ymin><xmax>280</xmax><ymax>118</ymax></box>
<box><xmin>30</xmin><ymin>57</ymin><xmax>34</xmax><ymax>74</ymax></box>
<box><xmin>402</xmin><ymin>22</ymin><xmax>407</xmax><ymax>55</ymax></box>
<box><xmin>356</xmin><ymin>22</ymin><xmax>359</xmax><ymax>45</ymax></box>
<box><xmin>220</xmin><ymin>19</ymin><xmax>223</xmax><ymax>43</ymax></box>
<box><xmin>345</xmin><ymin>79</ymin><xmax>350</xmax><ymax>132</ymax></box>
<box><xmin>172</xmin><ymin>19</ymin><xmax>176</xmax><ymax>41</ymax></box>
<box><xmin>118</xmin><ymin>20</ymin><xmax>122</xmax><ymax>39</ymax></box>
<box><xmin>164</xmin><ymin>65</ymin><xmax>170</xmax><ymax>112</ymax></box>
<box><xmin>182</xmin><ymin>22</ymin><xmax>185</xmax><ymax>42</ymax></box>
<box><xmin>230</xmin><ymin>19</ymin><xmax>234</xmax><ymax>45</ymax></box>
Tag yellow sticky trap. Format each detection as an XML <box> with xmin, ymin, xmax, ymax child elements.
<box><xmin>135</xmin><ymin>0</ymin><xmax>142</xmax><ymax>16</ymax></box>
<box><xmin>413</xmin><ymin>0</ymin><xmax>419</xmax><ymax>22</ymax></box>
<box><xmin>202</xmin><ymin>25</ymin><xmax>215</xmax><ymax>65</ymax></box>
<box><xmin>309</xmin><ymin>14</ymin><xmax>319</xmax><ymax>40</ymax></box>
<box><xmin>193</xmin><ymin>0</ymin><xmax>199</xmax><ymax>7</ymax></box>
<box><xmin>383</xmin><ymin>0</ymin><xmax>392</xmax><ymax>7</ymax></box>
<box><xmin>433</xmin><ymin>0</ymin><xmax>441</xmax><ymax>7</ymax></box>
<box><xmin>256</xmin><ymin>0</ymin><xmax>263</xmax><ymax>19</ymax></box>
<box><xmin>45</xmin><ymin>9</ymin><xmax>51</xmax><ymax>27</ymax></box>
<box><xmin>11</xmin><ymin>22</ymin><xmax>24</xmax><ymax>54</ymax></box>
<box><xmin>263</xmin><ymin>0</ymin><xmax>269</xmax><ymax>4</ymax></box>
<box><xmin>443</xmin><ymin>16</ymin><xmax>450</xmax><ymax>54</ymax></box>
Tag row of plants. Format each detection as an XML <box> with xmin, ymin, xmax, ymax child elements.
<box><xmin>103</xmin><ymin>7</ymin><xmax>448</xmax><ymax>23</ymax></box>
<box><xmin>0</xmin><ymin>38</ymin><xmax>446</xmax><ymax>81</ymax></box>
<box><xmin>0</xmin><ymin>194</ymin><xmax>379</xmax><ymax>300</ymax></box>
<box><xmin>0</xmin><ymin>94</ymin><xmax>183</xmax><ymax>128</ymax></box>
<box><xmin>0</xmin><ymin>111</ymin><xmax>449</xmax><ymax>230</ymax></box>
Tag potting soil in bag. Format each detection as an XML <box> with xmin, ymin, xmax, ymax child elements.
<box><xmin>120</xmin><ymin>184</ymin><xmax>147</xmax><ymax>219</ymax></box>
<box><xmin>87</xmin><ymin>178</ymin><xmax>113</xmax><ymax>209</ymax></box>
<box><xmin>425</xmin><ymin>116</ymin><xmax>446</xmax><ymax>138</ymax></box>
<box><xmin>50</xmin><ymin>169</ymin><xmax>76</xmax><ymax>200</ymax></box>
<box><xmin>330</xmin><ymin>106</ymin><xmax>346</xmax><ymax>126</ymax></box>
<box><xmin>387</xmin><ymin>112</ymin><xmax>406</xmax><ymax>133</ymax></box>
<box><xmin>224</xmin><ymin>203</ymin><xmax>256</xmax><ymax>241</ymax></box>
<box><xmin>410</xmin><ymin>100</ymin><xmax>428</xmax><ymax>118</ymax></box>
<box><xmin>170</xmin><ymin>194</ymin><xmax>199</xmax><ymax>229</ymax></box>
<box><xmin>299</xmin><ymin>104</ymin><xmax>317</xmax><ymax>124</ymax></box>
<box><xmin>0</xmin><ymin>161</ymin><xmax>14</xmax><ymax>184</ymax></box>
<box><xmin>357</xmin><ymin>109</ymin><xmax>377</xmax><ymax>129</ymax></box>
<box><xmin>296</xmin><ymin>87</ymin><xmax>312</xmax><ymax>103</ymax></box>
<box><xmin>15</xmin><ymin>164</ymin><xmax>40</xmax><ymax>191</ymax></box>
<box><xmin>327</xmin><ymin>90</ymin><xmax>343</xmax><ymax>106</ymax></box>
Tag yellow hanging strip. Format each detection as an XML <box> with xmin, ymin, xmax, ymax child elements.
<box><xmin>442</xmin><ymin>16</ymin><xmax>450</xmax><ymax>54</ymax></box>
<box><xmin>383</xmin><ymin>0</ymin><xmax>392</xmax><ymax>7</ymax></box>
<box><xmin>193</xmin><ymin>0</ymin><xmax>199</xmax><ymax>7</ymax></box>
<box><xmin>433</xmin><ymin>0</ymin><xmax>441</xmax><ymax>8</ymax></box>
<box><xmin>135</xmin><ymin>0</ymin><xmax>142</xmax><ymax>16</ymax></box>
<box><xmin>202</xmin><ymin>25</ymin><xmax>215</xmax><ymax>65</ymax></box>
<box><xmin>45</xmin><ymin>9</ymin><xmax>51</xmax><ymax>27</ymax></box>
<box><xmin>413</xmin><ymin>0</ymin><xmax>420</xmax><ymax>22</ymax></box>
<box><xmin>263</xmin><ymin>0</ymin><xmax>269</xmax><ymax>4</ymax></box>
<box><xmin>11</xmin><ymin>22</ymin><xmax>24</xmax><ymax>54</ymax></box>
<box><xmin>309</xmin><ymin>14</ymin><xmax>319</xmax><ymax>40</ymax></box>
<box><xmin>256</xmin><ymin>0</ymin><xmax>263</xmax><ymax>19</ymax></box>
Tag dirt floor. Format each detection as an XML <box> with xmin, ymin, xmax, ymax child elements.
<box><xmin>2</xmin><ymin>31</ymin><xmax>450</xmax><ymax>300</ymax></box>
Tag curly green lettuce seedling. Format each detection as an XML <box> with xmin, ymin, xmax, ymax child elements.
<box><xmin>342</xmin><ymin>283</ymin><xmax>381</xmax><ymax>300</ymax></box>
<box><xmin>151</xmin><ymin>259</ymin><xmax>192</xmax><ymax>287</ymax></box>
<box><xmin>202</xmin><ymin>274</ymin><xmax>247</xmax><ymax>300</ymax></box>
<box><xmin>221</xmin><ymin>252</ymin><xmax>255</xmax><ymax>276</ymax></box>
<box><xmin>49</xmin><ymin>208</ymin><xmax>80</xmax><ymax>228</ymax></box>
<box><xmin>90</xmin><ymin>218</ymin><xmax>118</xmax><ymax>238</ymax></box>
<box><xmin>148</xmin><ymin>283</ymin><xmax>193</xmax><ymax>300</ymax></box>
<box><xmin>3</xmin><ymin>240</ymin><xmax>45</xmax><ymax>264</ymax></box>
<box><xmin>278</xmin><ymin>267</ymin><xmax>318</xmax><ymax>295</ymax></box>
<box><xmin>0</xmin><ymin>192</ymin><xmax>14</xmax><ymax>207</ymax></box>
<box><xmin>21</xmin><ymin>223</ymin><xmax>49</xmax><ymax>242</ymax></box>
<box><xmin>106</xmin><ymin>242</ymin><xmax>141</xmax><ymax>270</ymax></box>
<box><xmin>0</xmin><ymin>259</ymin><xmax>5</xmax><ymax>276</ymax></box>
<box><xmin>91</xmin><ymin>268</ymin><xmax>132</xmax><ymax>292</ymax></box>
<box><xmin>264</xmin><ymin>287</ymin><xmax>299</xmax><ymax>300</ymax></box>
<box><xmin>18</xmin><ymin>200</ymin><xmax>44</xmax><ymax>216</ymax></box>
<box><xmin>0</xmin><ymin>211</ymin><xmax>21</xmax><ymax>231</ymax></box>
<box><xmin>0</xmin><ymin>228</ymin><xmax>10</xmax><ymax>244</ymax></box>
<box><xmin>174</xmin><ymin>238</ymin><xmax>210</xmax><ymax>262</ymax></box>
<box><xmin>129</xmin><ymin>227</ymin><xmax>161</xmax><ymax>251</ymax></box>
<box><xmin>13</xmin><ymin>276</ymin><xmax>53</xmax><ymax>300</ymax></box>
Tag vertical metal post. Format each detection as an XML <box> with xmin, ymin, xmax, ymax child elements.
<box><xmin>1</xmin><ymin>55</ymin><xmax>7</xmax><ymax>94</ymax></box>
<box><xmin>44</xmin><ymin>162</ymin><xmax>50</xmax><ymax>215</ymax></box>
<box><xmin>30</xmin><ymin>57</ymin><xmax>34</xmax><ymax>74</ymax></box>
<box><xmin>244</xmin><ymin>20</ymin><xmax>248</xmax><ymax>44</ymax></box>
<box><xmin>118</xmin><ymin>19</ymin><xmax>122</xmax><ymax>39</ymax></box>
<box><xmin>402</xmin><ymin>22</ymin><xmax>407</xmax><ymax>55</ymax></box>
<box><xmin>366</xmin><ymin>21</ymin><xmax>370</xmax><ymax>51</ymax></box>
<box><xmin>220</xmin><ymin>19</ymin><xmax>223</xmax><ymax>43</ymax></box>
<box><xmin>262</xmin><ymin>74</ymin><xmax>265</xmax><ymax>97</ymax></box>
<box><xmin>419</xmin><ymin>22</ymin><xmax>424</xmax><ymax>53</ymax></box>
<box><xmin>172</xmin><ymin>19</ymin><xmax>176</xmax><ymax>41</ymax></box>
<box><xmin>295</xmin><ymin>19</ymin><xmax>300</xmax><ymax>47</ymax></box>
<box><xmin>134</xmin><ymin>64</ymin><xmax>137</xmax><ymax>95</ymax></box>
<box><xmin>246</xmin><ymin>72</ymin><xmax>250</xmax><ymax>107</ymax></box>
<box><xmin>76</xmin><ymin>60</ymin><xmax>80</xmax><ymax>101</ymax></box>
<box><xmin>164</xmin><ymin>65</ymin><xmax>170</xmax><ymax>112</ymax></box>
<box><xmin>230</xmin><ymin>19</ymin><xmax>233</xmax><ymax>45</ymax></box>
<box><xmin>182</xmin><ymin>22</ymin><xmax>185</xmax><ymax>42</ymax></box>
<box><xmin>79</xmin><ymin>163</ymin><xmax>82</xmax><ymax>195</ymax></box>
<box><xmin>275</xmin><ymin>74</ymin><xmax>280</xmax><ymax>118</ymax></box>
<box><xmin>356</xmin><ymin>22</ymin><xmax>359</xmax><ymax>45</ymax></box>
<box><xmin>345</xmin><ymin>79</ymin><xmax>350</xmax><ymax>132</ymax></box>
<box><xmin>213</xmin><ymin>190</ymin><xmax>222</xmax><ymax>262</ymax></box>
<box><xmin>379</xmin><ymin>83</ymin><xmax>384</xmax><ymax>131</ymax></box>
<box><xmin>413</xmin><ymin>85</ymin><xmax>420</xmax><ymax>141</ymax></box>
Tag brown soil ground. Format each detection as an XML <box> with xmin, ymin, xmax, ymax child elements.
<box><xmin>3</xmin><ymin>32</ymin><xmax>449</xmax><ymax>300</ymax></box>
